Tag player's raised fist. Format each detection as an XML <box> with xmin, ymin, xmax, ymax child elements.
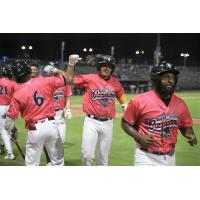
<box><xmin>69</xmin><ymin>54</ymin><xmax>81</xmax><ymax>67</ymax></box>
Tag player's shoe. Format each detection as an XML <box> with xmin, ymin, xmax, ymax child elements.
<box><xmin>4</xmin><ymin>153</ymin><xmax>15</xmax><ymax>160</ymax></box>
<box><xmin>46</xmin><ymin>162</ymin><xmax>52</xmax><ymax>166</ymax></box>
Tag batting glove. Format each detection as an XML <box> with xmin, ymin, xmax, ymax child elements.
<box><xmin>44</xmin><ymin>65</ymin><xmax>59</xmax><ymax>75</ymax></box>
<box><xmin>121</xmin><ymin>104</ymin><xmax>128</xmax><ymax>112</ymax></box>
<box><xmin>69</xmin><ymin>54</ymin><xmax>81</xmax><ymax>67</ymax></box>
<box><xmin>64</xmin><ymin>109</ymin><xmax>72</xmax><ymax>120</ymax></box>
<box><xmin>5</xmin><ymin>116</ymin><xmax>15</xmax><ymax>132</ymax></box>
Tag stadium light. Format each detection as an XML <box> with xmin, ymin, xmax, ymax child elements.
<box><xmin>21</xmin><ymin>45</ymin><xmax>26</xmax><ymax>50</ymax></box>
<box><xmin>135</xmin><ymin>50</ymin><xmax>144</xmax><ymax>55</ymax></box>
<box><xmin>180</xmin><ymin>53</ymin><xmax>190</xmax><ymax>67</ymax></box>
<box><xmin>88</xmin><ymin>48</ymin><xmax>93</xmax><ymax>53</ymax></box>
<box><xmin>28</xmin><ymin>45</ymin><xmax>33</xmax><ymax>50</ymax></box>
<box><xmin>83</xmin><ymin>48</ymin><xmax>87</xmax><ymax>52</ymax></box>
<box><xmin>135</xmin><ymin>50</ymin><xmax>145</xmax><ymax>64</ymax></box>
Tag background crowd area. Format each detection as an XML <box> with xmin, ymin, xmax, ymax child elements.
<box><xmin>1</xmin><ymin>54</ymin><xmax>200</xmax><ymax>95</ymax></box>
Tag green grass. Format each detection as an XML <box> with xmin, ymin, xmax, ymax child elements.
<box><xmin>0</xmin><ymin>91</ymin><xmax>200</xmax><ymax>166</ymax></box>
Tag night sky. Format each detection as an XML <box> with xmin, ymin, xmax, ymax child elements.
<box><xmin>0</xmin><ymin>33</ymin><xmax>200</xmax><ymax>65</ymax></box>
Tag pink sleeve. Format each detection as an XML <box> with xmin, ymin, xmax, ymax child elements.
<box><xmin>122</xmin><ymin>98</ymin><xmax>140</xmax><ymax>126</ymax></box>
<box><xmin>6</xmin><ymin>96</ymin><xmax>20</xmax><ymax>119</ymax></box>
<box><xmin>115</xmin><ymin>82</ymin><xmax>125</xmax><ymax>99</ymax></box>
<box><xmin>73</xmin><ymin>75</ymin><xmax>88</xmax><ymax>88</ymax></box>
<box><xmin>47</xmin><ymin>75</ymin><xmax>66</xmax><ymax>91</ymax></box>
<box><xmin>178</xmin><ymin>103</ymin><xmax>193</xmax><ymax>128</ymax></box>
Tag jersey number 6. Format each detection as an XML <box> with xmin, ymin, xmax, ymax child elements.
<box><xmin>33</xmin><ymin>91</ymin><xmax>44</xmax><ymax>106</ymax></box>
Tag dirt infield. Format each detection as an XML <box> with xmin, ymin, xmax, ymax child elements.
<box><xmin>193</xmin><ymin>119</ymin><xmax>200</xmax><ymax>125</ymax></box>
<box><xmin>72</xmin><ymin>105</ymin><xmax>200</xmax><ymax>125</ymax></box>
<box><xmin>72</xmin><ymin>105</ymin><xmax>84</xmax><ymax>117</ymax></box>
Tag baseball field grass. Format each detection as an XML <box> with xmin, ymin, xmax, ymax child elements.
<box><xmin>0</xmin><ymin>91</ymin><xmax>200</xmax><ymax>166</ymax></box>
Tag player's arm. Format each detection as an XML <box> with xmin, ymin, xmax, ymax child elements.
<box><xmin>178</xmin><ymin>102</ymin><xmax>197</xmax><ymax>146</ymax></box>
<box><xmin>53</xmin><ymin>57</ymin><xmax>77</xmax><ymax>84</ymax></box>
<box><xmin>44</xmin><ymin>54</ymin><xmax>81</xmax><ymax>84</ymax></box>
<box><xmin>179</xmin><ymin>127</ymin><xmax>197</xmax><ymax>146</ymax></box>
<box><xmin>64</xmin><ymin>97</ymin><xmax>72</xmax><ymax>120</ymax></box>
<box><xmin>65</xmin><ymin>96</ymin><xmax>71</xmax><ymax>110</ymax></box>
<box><xmin>116</xmin><ymin>93</ymin><xmax>128</xmax><ymax>112</ymax></box>
<box><xmin>115</xmin><ymin>81</ymin><xmax>128</xmax><ymax>111</ymax></box>
<box><xmin>121</xmin><ymin>119</ymin><xmax>154</xmax><ymax>148</ymax></box>
<box><xmin>5</xmin><ymin>96</ymin><xmax>20</xmax><ymax>132</ymax></box>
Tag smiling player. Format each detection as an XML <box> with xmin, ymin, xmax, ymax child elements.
<box><xmin>73</xmin><ymin>55</ymin><xmax>127</xmax><ymax>166</ymax></box>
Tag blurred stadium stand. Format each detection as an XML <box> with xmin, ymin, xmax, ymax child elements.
<box><xmin>1</xmin><ymin>56</ymin><xmax>200</xmax><ymax>94</ymax></box>
<box><xmin>72</xmin><ymin>62</ymin><xmax>200</xmax><ymax>94</ymax></box>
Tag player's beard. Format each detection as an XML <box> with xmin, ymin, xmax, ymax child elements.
<box><xmin>155</xmin><ymin>81</ymin><xmax>176</xmax><ymax>100</ymax></box>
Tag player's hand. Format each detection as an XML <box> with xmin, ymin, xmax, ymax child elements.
<box><xmin>44</xmin><ymin>65</ymin><xmax>58</xmax><ymax>75</ymax></box>
<box><xmin>69</xmin><ymin>54</ymin><xmax>81</xmax><ymax>67</ymax></box>
<box><xmin>5</xmin><ymin>116</ymin><xmax>15</xmax><ymax>132</ymax></box>
<box><xmin>137</xmin><ymin>134</ymin><xmax>155</xmax><ymax>148</ymax></box>
<box><xmin>121</xmin><ymin>104</ymin><xmax>128</xmax><ymax>112</ymax></box>
<box><xmin>187</xmin><ymin>134</ymin><xmax>197</xmax><ymax>146</ymax></box>
<box><xmin>64</xmin><ymin>109</ymin><xmax>72</xmax><ymax>120</ymax></box>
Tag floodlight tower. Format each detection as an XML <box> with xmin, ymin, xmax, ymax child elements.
<box><xmin>153</xmin><ymin>33</ymin><xmax>162</xmax><ymax>65</ymax></box>
<box><xmin>61</xmin><ymin>41</ymin><xmax>65</xmax><ymax>67</ymax></box>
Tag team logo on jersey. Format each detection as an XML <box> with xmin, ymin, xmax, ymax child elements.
<box><xmin>91</xmin><ymin>89</ymin><xmax>115</xmax><ymax>107</ymax></box>
<box><xmin>145</xmin><ymin>115</ymin><xmax>178</xmax><ymax>138</ymax></box>
<box><xmin>53</xmin><ymin>90</ymin><xmax>64</xmax><ymax>102</ymax></box>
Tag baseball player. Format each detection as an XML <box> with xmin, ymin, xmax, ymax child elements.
<box><xmin>121</xmin><ymin>61</ymin><xmax>197</xmax><ymax>166</ymax></box>
<box><xmin>0</xmin><ymin>65</ymin><xmax>19</xmax><ymax>160</ymax></box>
<box><xmin>30</xmin><ymin>62</ymin><xmax>40</xmax><ymax>78</ymax></box>
<box><xmin>44</xmin><ymin>84</ymin><xmax>72</xmax><ymax>165</ymax></box>
<box><xmin>53</xmin><ymin>85</ymin><xmax>72</xmax><ymax>142</ymax></box>
<box><xmin>5</xmin><ymin>55</ymin><xmax>80</xmax><ymax>166</ymax></box>
<box><xmin>30</xmin><ymin>61</ymin><xmax>52</xmax><ymax>165</ymax></box>
<box><xmin>43</xmin><ymin>63</ymin><xmax>73</xmax><ymax>165</ymax></box>
<box><xmin>72</xmin><ymin>55</ymin><xmax>127</xmax><ymax>166</ymax></box>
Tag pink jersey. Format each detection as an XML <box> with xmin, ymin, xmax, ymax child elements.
<box><xmin>7</xmin><ymin>75</ymin><xmax>66</xmax><ymax>128</ymax></box>
<box><xmin>53</xmin><ymin>85</ymin><xmax>72</xmax><ymax>110</ymax></box>
<box><xmin>123</xmin><ymin>90</ymin><xmax>192</xmax><ymax>153</ymax></box>
<box><xmin>0</xmin><ymin>78</ymin><xmax>19</xmax><ymax>105</ymax></box>
<box><xmin>73</xmin><ymin>74</ymin><xmax>125</xmax><ymax>118</ymax></box>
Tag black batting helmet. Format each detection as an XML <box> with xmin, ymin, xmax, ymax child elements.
<box><xmin>11</xmin><ymin>61</ymin><xmax>31</xmax><ymax>83</ymax></box>
<box><xmin>0</xmin><ymin>66</ymin><xmax>12</xmax><ymax>78</ymax></box>
<box><xmin>151</xmin><ymin>61</ymin><xmax>179</xmax><ymax>80</ymax></box>
<box><xmin>96</xmin><ymin>55</ymin><xmax>115</xmax><ymax>73</ymax></box>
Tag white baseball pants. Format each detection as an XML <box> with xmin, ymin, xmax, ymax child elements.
<box><xmin>26</xmin><ymin>119</ymin><xmax>64</xmax><ymax>166</ymax></box>
<box><xmin>54</xmin><ymin>109</ymin><xmax>66</xmax><ymax>144</ymax></box>
<box><xmin>81</xmin><ymin>116</ymin><xmax>113</xmax><ymax>166</ymax></box>
<box><xmin>134</xmin><ymin>146</ymin><xmax>176</xmax><ymax>166</ymax></box>
<box><xmin>0</xmin><ymin>105</ymin><xmax>14</xmax><ymax>155</ymax></box>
